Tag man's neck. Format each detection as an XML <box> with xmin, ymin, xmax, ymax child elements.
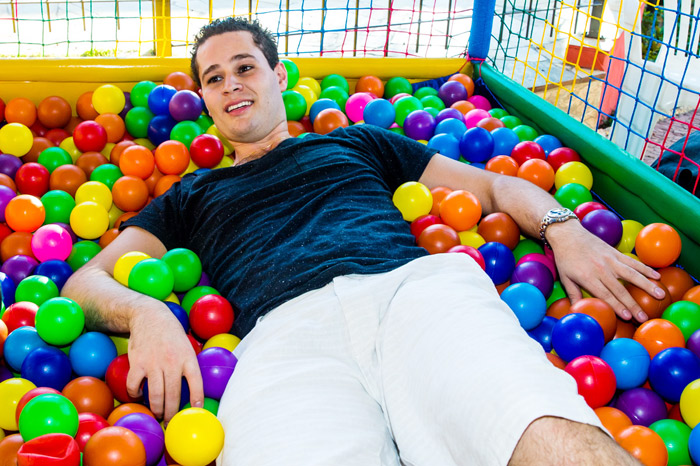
<box><xmin>231</xmin><ymin>124</ymin><xmax>292</xmax><ymax>166</ymax></box>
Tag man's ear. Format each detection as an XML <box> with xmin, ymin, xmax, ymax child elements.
<box><xmin>275</xmin><ymin>62</ymin><xmax>288</xmax><ymax>92</ymax></box>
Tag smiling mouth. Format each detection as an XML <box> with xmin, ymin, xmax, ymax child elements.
<box><xmin>226</xmin><ymin>101</ymin><xmax>253</xmax><ymax>113</ymax></box>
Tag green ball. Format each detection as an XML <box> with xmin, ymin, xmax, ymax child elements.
<box><xmin>553</xmin><ymin>183</ymin><xmax>593</xmax><ymax>210</ymax></box>
<box><xmin>420</xmin><ymin>95</ymin><xmax>445</xmax><ymax>111</ymax></box>
<box><xmin>125</xmin><ymin>106</ymin><xmax>154</xmax><ymax>139</ymax></box>
<box><xmin>67</xmin><ymin>241</ymin><xmax>102</xmax><ymax>272</ymax></box>
<box><xmin>182</xmin><ymin>285</ymin><xmax>221</xmax><ymax>314</ymax></box>
<box><xmin>424</xmin><ymin>107</ymin><xmax>440</xmax><ymax>118</ymax></box>
<box><xmin>15</xmin><ymin>275</ymin><xmax>59</xmax><ymax>307</ymax></box>
<box><xmin>170</xmin><ymin>121</ymin><xmax>203</xmax><ymax>149</ymax></box>
<box><xmin>649</xmin><ymin>418</ymin><xmax>692</xmax><ymax>466</ymax></box>
<box><xmin>513</xmin><ymin>124</ymin><xmax>539</xmax><ymax>142</ymax></box>
<box><xmin>130</xmin><ymin>81</ymin><xmax>158</xmax><ymax>107</ymax></box>
<box><xmin>489</xmin><ymin>108</ymin><xmax>509</xmax><ymax>119</ymax></box>
<box><xmin>162</xmin><ymin>248</ymin><xmax>202</xmax><ymax>292</ymax></box>
<box><xmin>41</xmin><ymin>190</ymin><xmax>76</xmax><ymax>225</ymax></box>
<box><xmin>384</xmin><ymin>77</ymin><xmax>413</xmax><ymax>99</ymax></box>
<box><xmin>546</xmin><ymin>281</ymin><xmax>567</xmax><ymax>307</ymax></box>
<box><xmin>38</xmin><ymin>147</ymin><xmax>72</xmax><ymax>174</ymax></box>
<box><xmin>196</xmin><ymin>114</ymin><xmax>214</xmax><ymax>132</ymax></box>
<box><xmin>19</xmin><ymin>393</ymin><xmax>79</xmax><ymax>441</ymax></box>
<box><xmin>512</xmin><ymin>238</ymin><xmax>544</xmax><ymax>262</ymax></box>
<box><xmin>183</xmin><ymin>397</ymin><xmax>220</xmax><ymax>416</ymax></box>
<box><xmin>282</xmin><ymin>59</ymin><xmax>300</xmax><ymax>89</ymax></box>
<box><xmin>35</xmin><ymin>297</ymin><xmax>85</xmax><ymax>346</ymax></box>
<box><xmin>388</xmin><ymin>126</ymin><xmax>405</xmax><ymax>136</ymax></box>
<box><xmin>282</xmin><ymin>90</ymin><xmax>307</xmax><ymax>121</ymax></box>
<box><xmin>500</xmin><ymin>115</ymin><xmax>522</xmax><ymax>129</ymax></box>
<box><xmin>321</xmin><ymin>74</ymin><xmax>349</xmax><ymax>94</ymax></box>
<box><xmin>128</xmin><ymin>258</ymin><xmax>174</xmax><ymax>301</ymax></box>
<box><xmin>662</xmin><ymin>301</ymin><xmax>700</xmax><ymax>341</ymax></box>
<box><xmin>393</xmin><ymin>96</ymin><xmax>423</xmax><ymax>126</ymax></box>
<box><xmin>413</xmin><ymin>87</ymin><xmax>438</xmax><ymax>99</ymax></box>
<box><xmin>318</xmin><ymin>86</ymin><xmax>349</xmax><ymax>113</ymax></box>
<box><xmin>90</xmin><ymin>163</ymin><xmax>123</xmax><ymax>190</ymax></box>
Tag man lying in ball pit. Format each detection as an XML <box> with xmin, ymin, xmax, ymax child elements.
<box><xmin>63</xmin><ymin>16</ymin><xmax>666</xmax><ymax>465</ymax></box>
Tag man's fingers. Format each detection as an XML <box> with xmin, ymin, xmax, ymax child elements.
<box><xmin>126</xmin><ymin>365</ymin><xmax>146</xmax><ymax>400</ymax></box>
<box><xmin>147</xmin><ymin>372</ymin><xmax>166</xmax><ymax>419</ymax></box>
<box><xmin>560</xmin><ymin>276</ymin><xmax>582</xmax><ymax>306</ymax></box>
<box><xmin>163</xmin><ymin>370</ymin><xmax>183</xmax><ymax>423</ymax></box>
<box><xmin>602</xmin><ymin>273</ymin><xmax>646</xmax><ymax>321</ymax></box>
<box><xmin>184</xmin><ymin>359</ymin><xmax>205</xmax><ymax>409</ymax></box>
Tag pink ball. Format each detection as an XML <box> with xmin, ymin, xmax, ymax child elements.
<box><xmin>463</xmin><ymin>109</ymin><xmax>491</xmax><ymax>129</ymax></box>
<box><xmin>517</xmin><ymin>253</ymin><xmax>557</xmax><ymax>280</ymax></box>
<box><xmin>345</xmin><ymin>92</ymin><xmax>374</xmax><ymax>123</ymax></box>
<box><xmin>468</xmin><ymin>95</ymin><xmax>492</xmax><ymax>111</ymax></box>
<box><xmin>30</xmin><ymin>224</ymin><xmax>73</xmax><ymax>262</ymax></box>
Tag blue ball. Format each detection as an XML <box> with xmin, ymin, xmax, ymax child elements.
<box><xmin>534</xmin><ymin>134</ymin><xmax>562</xmax><ymax>155</ymax></box>
<box><xmin>309</xmin><ymin>98</ymin><xmax>341</xmax><ymax>123</ymax></box>
<box><xmin>21</xmin><ymin>346</ymin><xmax>73</xmax><ymax>391</ymax></box>
<box><xmin>460</xmin><ymin>127</ymin><xmax>494</xmax><ymax>163</ymax></box>
<box><xmin>478</xmin><ymin>242</ymin><xmax>515</xmax><ymax>285</ymax></box>
<box><xmin>690</xmin><ymin>424</ymin><xmax>700</xmax><ymax>465</ymax></box>
<box><xmin>363</xmin><ymin>98</ymin><xmax>396</xmax><ymax>128</ymax></box>
<box><xmin>147</xmin><ymin>114</ymin><xmax>178</xmax><ymax>147</ymax></box>
<box><xmin>148</xmin><ymin>84</ymin><xmax>177</xmax><ymax>115</ymax></box>
<box><xmin>0</xmin><ymin>271</ymin><xmax>16</xmax><ymax>307</ymax></box>
<box><xmin>69</xmin><ymin>331</ymin><xmax>118</xmax><ymax>378</ymax></box>
<box><xmin>649</xmin><ymin>347</ymin><xmax>700</xmax><ymax>403</ymax></box>
<box><xmin>600</xmin><ymin>337</ymin><xmax>650</xmax><ymax>390</ymax></box>
<box><xmin>434</xmin><ymin>118</ymin><xmax>467</xmax><ymax>139</ymax></box>
<box><xmin>428</xmin><ymin>133</ymin><xmax>461</xmax><ymax>160</ymax></box>
<box><xmin>491</xmin><ymin>127</ymin><xmax>521</xmax><ymax>156</ymax></box>
<box><xmin>551</xmin><ymin>313</ymin><xmax>605</xmax><ymax>362</ymax></box>
<box><xmin>34</xmin><ymin>260</ymin><xmax>74</xmax><ymax>291</ymax></box>
<box><xmin>500</xmin><ymin>282</ymin><xmax>547</xmax><ymax>330</ymax></box>
<box><xmin>3</xmin><ymin>326</ymin><xmax>49</xmax><ymax>372</ymax></box>
<box><xmin>143</xmin><ymin>376</ymin><xmax>190</xmax><ymax>410</ymax></box>
<box><xmin>165</xmin><ymin>301</ymin><xmax>189</xmax><ymax>333</ymax></box>
<box><xmin>528</xmin><ymin>315</ymin><xmax>558</xmax><ymax>352</ymax></box>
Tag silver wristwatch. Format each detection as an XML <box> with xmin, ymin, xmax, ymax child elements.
<box><xmin>539</xmin><ymin>208</ymin><xmax>578</xmax><ymax>248</ymax></box>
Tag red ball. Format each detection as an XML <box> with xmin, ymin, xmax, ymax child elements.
<box><xmin>187</xmin><ymin>333</ymin><xmax>203</xmax><ymax>355</ymax></box>
<box><xmin>565</xmin><ymin>355</ymin><xmax>616</xmax><ymax>408</ymax></box>
<box><xmin>510</xmin><ymin>141</ymin><xmax>546</xmax><ymax>166</ymax></box>
<box><xmin>547</xmin><ymin>147</ymin><xmax>581</xmax><ymax>172</ymax></box>
<box><xmin>189</xmin><ymin>134</ymin><xmax>224</xmax><ymax>168</ymax></box>
<box><xmin>83</xmin><ymin>426</ymin><xmax>147</xmax><ymax>466</ymax></box>
<box><xmin>76</xmin><ymin>412</ymin><xmax>110</xmax><ymax>452</ymax></box>
<box><xmin>417</xmin><ymin>224</ymin><xmax>460</xmax><ymax>254</ymax></box>
<box><xmin>15</xmin><ymin>162</ymin><xmax>51</xmax><ymax>197</ymax></box>
<box><xmin>573</xmin><ymin>201</ymin><xmax>607</xmax><ymax>220</ymax></box>
<box><xmin>45</xmin><ymin>128</ymin><xmax>71</xmax><ymax>146</ymax></box>
<box><xmin>105</xmin><ymin>354</ymin><xmax>141</xmax><ymax>403</ymax></box>
<box><xmin>73</xmin><ymin>120</ymin><xmax>108</xmax><ymax>153</ymax></box>
<box><xmin>447</xmin><ymin>245</ymin><xmax>486</xmax><ymax>270</ymax></box>
<box><xmin>313</xmin><ymin>108</ymin><xmax>349</xmax><ymax>135</ymax></box>
<box><xmin>17</xmin><ymin>433</ymin><xmax>81</xmax><ymax>466</ymax></box>
<box><xmin>2</xmin><ymin>301</ymin><xmax>40</xmax><ymax>333</ymax></box>
<box><xmin>410</xmin><ymin>214</ymin><xmax>443</xmax><ymax>239</ymax></box>
<box><xmin>189</xmin><ymin>294</ymin><xmax>235</xmax><ymax>340</ymax></box>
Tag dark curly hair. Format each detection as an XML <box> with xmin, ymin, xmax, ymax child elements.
<box><xmin>190</xmin><ymin>17</ymin><xmax>279</xmax><ymax>88</ymax></box>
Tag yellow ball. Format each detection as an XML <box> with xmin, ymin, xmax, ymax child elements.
<box><xmin>206</xmin><ymin>125</ymin><xmax>234</xmax><ymax>156</ymax></box>
<box><xmin>75</xmin><ymin>181</ymin><xmax>113</xmax><ymax>211</ymax></box>
<box><xmin>59</xmin><ymin>137</ymin><xmax>82</xmax><ymax>163</ymax></box>
<box><xmin>108</xmin><ymin>203</ymin><xmax>125</xmax><ymax>228</ymax></box>
<box><xmin>204</xmin><ymin>333</ymin><xmax>241</xmax><ymax>352</ymax></box>
<box><xmin>554</xmin><ymin>161</ymin><xmax>593</xmax><ymax>190</ymax></box>
<box><xmin>70</xmin><ymin>201</ymin><xmax>110</xmax><ymax>239</ymax></box>
<box><xmin>458</xmin><ymin>230</ymin><xmax>486</xmax><ymax>248</ymax></box>
<box><xmin>680</xmin><ymin>378</ymin><xmax>700</xmax><ymax>428</ymax></box>
<box><xmin>617</xmin><ymin>219</ymin><xmax>645</xmax><ymax>254</ymax></box>
<box><xmin>292</xmin><ymin>84</ymin><xmax>317</xmax><ymax>116</ymax></box>
<box><xmin>133</xmin><ymin>138</ymin><xmax>155</xmax><ymax>150</ymax></box>
<box><xmin>624</xmin><ymin>252</ymin><xmax>640</xmax><ymax>261</ymax></box>
<box><xmin>0</xmin><ymin>123</ymin><xmax>33</xmax><ymax>157</ymax></box>
<box><xmin>0</xmin><ymin>378</ymin><xmax>37</xmax><ymax>431</ymax></box>
<box><xmin>297</xmin><ymin>77</ymin><xmax>322</xmax><ymax>97</ymax></box>
<box><xmin>214</xmin><ymin>155</ymin><xmax>234</xmax><ymax>169</ymax></box>
<box><xmin>92</xmin><ymin>84</ymin><xmax>126</xmax><ymax>115</ymax></box>
<box><xmin>110</xmin><ymin>335</ymin><xmax>129</xmax><ymax>356</ymax></box>
<box><xmin>165</xmin><ymin>407</ymin><xmax>225</xmax><ymax>466</ymax></box>
<box><xmin>102</xmin><ymin>142</ymin><xmax>115</xmax><ymax>159</ymax></box>
<box><xmin>392</xmin><ymin>182</ymin><xmax>432</xmax><ymax>222</ymax></box>
<box><xmin>113</xmin><ymin>251</ymin><xmax>151</xmax><ymax>286</ymax></box>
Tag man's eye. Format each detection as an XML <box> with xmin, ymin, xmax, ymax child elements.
<box><xmin>239</xmin><ymin>65</ymin><xmax>253</xmax><ymax>73</ymax></box>
<box><xmin>207</xmin><ymin>75</ymin><xmax>222</xmax><ymax>84</ymax></box>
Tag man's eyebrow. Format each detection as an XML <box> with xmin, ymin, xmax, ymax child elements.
<box><xmin>201</xmin><ymin>53</ymin><xmax>257</xmax><ymax>81</ymax></box>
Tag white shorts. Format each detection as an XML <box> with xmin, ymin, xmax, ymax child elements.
<box><xmin>217</xmin><ymin>253</ymin><xmax>603</xmax><ymax>466</ymax></box>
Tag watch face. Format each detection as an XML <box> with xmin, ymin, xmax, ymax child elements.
<box><xmin>550</xmin><ymin>208</ymin><xmax>573</xmax><ymax>219</ymax></box>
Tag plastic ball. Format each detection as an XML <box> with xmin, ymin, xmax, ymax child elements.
<box><xmin>168</xmin><ymin>90</ymin><xmax>203</xmax><ymax>122</ymax></box>
<box><xmin>0</xmin><ymin>434</ymin><xmax>25</xmax><ymax>463</ymax></box>
<box><xmin>189</xmin><ymin>134</ymin><xmax>224</xmax><ymax>169</ymax></box>
<box><xmin>114</xmin><ymin>412</ymin><xmax>165</xmax><ymax>466</ymax></box>
<box><xmin>69</xmin><ymin>331</ymin><xmax>118</xmax><ymax>379</ymax></box>
<box><xmin>15</xmin><ymin>162</ymin><xmax>51</xmax><ymax>197</ymax></box>
<box><xmin>92</xmin><ymin>84</ymin><xmax>126</xmax><ymax>115</ymax></box>
<box><xmin>573</xmin><ymin>201</ymin><xmax>607</xmax><ymax>220</ymax></box>
<box><xmin>392</xmin><ymin>182</ymin><xmax>433</xmax><ymax>222</ymax></box>
<box><xmin>311</xmin><ymin>108</ymin><xmax>348</xmax><ymax>135</ymax></box>
<box><xmin>18</xmin><ymin>393</ymin><xmax>79</xmax><ymax>441</ymax></box>
<box><xmin>551</xmin><ymin>312</ymin><xmax>605</xmax><ymax>361</ymax></box>
<box><xmin>164</xmin><ymin>407</ymin><xmax>224</xmax><ymax>466</ymax></box>
<box><xmin>635</xmin><ymin>223</ymin><xmax>682</xmax><ymax>268</ymax></box>
<box><xmin>21</xmin><ymin>346</ymin><xmax>73</xmax><ymax>391</ymax></box>
<box><xmin>62</xmin><ymin>376</ymin><xmax>114</xmax><ymax>421</ymax></box>
<box><xmin>554</xmin><ymin>161</ymin><xmax>593</xmax><ymax>190</ymax></box>
<box><xmin>318</xmin><ymin>86</ymin><xmax>349</xmax><ymax>111</ymax></box>
<box><xmin>119</xmin><ymin>145</ymin><xmax>155</xmax><ymax>180</ymax></box>
<box><xmin>580</xmin><ymin>209</ymin><xmax>623</xmax><ymax>247</ymax></box>
<box><xmin>147</xmin><ymin>114</ymin><xmax>177</xmax><ymax>147</ymax></box>
<box><xmin>547</xmin><ymin>146</ymin><xmax>581</xmax><ymax>171</ymax></box>
<box><xmin>439</xmin><ymin>189</ymin><xmax>482</xmax><ymax>232</ymax></box>
<box><xmin>500</xmin><ymin>282</ymin><xmax>546</xmax><ymax>330</ymax></box>
<box><xmin>403</xmin><ymin>110</ymin><xmax>436</xmax><ymax>141</ymax></box>
<box><xmin>0</xmin><ymin>122</ymin><xmax>33</xmax><ymax>157</ymax></box>
<box><xmin>626</xmin><ymin>280</ymin><xmax>672</xmax><ymax>320</ymax></box>
<box><xmin>5</xmin><ymin>194</ymin><xmax>45</xmax><ymax>233</ymax></box>
<box><xmin>526</xmin><ymin>315</ymin><xmax>556</xmax><ymax>351</ymax></box>
<box><xmin>649</xmin><ymin>347</ymin><xmax>700</xmax><ymax>403</ymax></box>
<box><xmin>658</xmin><ymin>267</ymin><xmax>696</xmax><ymax>303</ymax></box>
<box><xmin>476</xmin><ymin>212</ymin><xmax>519</xmax><ymax>250</ymax></box>
<box><xmin>616</xmin><ymin>425</ymin><xmax>668</xmax><ymax>466</ymax></box>
<box><xmin>147</xmin><ymin>84</ymin><xmax>177</xmax><ymax>116</ymax></box>
<box><xmin>70</xmin><ymin>201</ymin><xmax>109</xmax><ymax>240</ymax></box>
<box><xmin>553</xmin><ymin>182</ymin><xmax>593</xmax><ymax>211</ymax></box>
<box><xmin>517</xmin><ymin>158</ymin><xmax>555</xmax><ymax>191</ymax></box>
<box><xmin>15</xmin><ymin>275</ymin><xmax>59</xmax><ymax>306</ymax></box>
<box><xmin>491</xmin><ymin>127</ymin><xmax>521</xmax><ymax>156</ymax></box>
<box><xmin>128</xmin><ymin>258</ymin><xmax>174</xmax><ymax>300</ymax></box>
<box><xmin>417</xmin><ymin>224</ymin><xmax>460</xmax><ymax>254</ymax></box>
<box><xmin>565</xmin><ymin>355</ymin><xmax>617</xmax><ymax>408</ymax></box>
<box><xmin>111</xmin><ymin>175</ymin><xmax>149</xmax><ymax>212</ymax></box>
<box><xmin>282</xmin><ymin>90</ymin><xmax>307</xmax><ymax>122</ymax></box>
<box><xmin>0</xmin><ymin>378</ymin><xmax>37</xmax><ymax>431</ymax></box>
<box><xmin>649</xmin><ymin>418</ymin><xmax>692</xmax><ymax>466</ymax></box>
<box><xmin>384</xmin><ymin>77</ymin><xmax>412</xmax><ymax>99</ymax></box>
<box><xmin>73</xmin><ymin>121</ymin><xmax>108</xmax><ymax>153</ymax></box>
<box><xmin>162</xmin><ymin>248</ymin><xmax>202</xmax><ymax>292</ymax></box>
<box><xmin>485</xmin><ymin>155</ymin><xmax>519</xmax><ymax>176</ymax></box>
<box><xmin>35</xmin><ymin>297</ymin><xmax>84</xmax><ymax>346</ymax></box>
<box><xmin>17</xmin><ymin>432</ymin><xmax>81</xmax><ymax>465</ymax></box>
<box><xmin>1</xmin><ymin>255</ymin><xmax>40</xmax><ymax>286</ymax></box>
<box><xmin>362</xmin><ymin>98</ymin><xmax>396</xmax><ymax>128</ymax></box>
<box><xmin>533</xmin><ymin>134</ymin><xmax>562</xmax><ymax>155</ymax></box>
<box><xmin>510</xmin><ymin>141</ymin><xmax>546</xmax><ymax>165</ymax></box>
<box><xmin>510</xmin><ymin>260</ymin><xmax>553</xmax><ymax>298</ymax></box>
<box><xmin>95</xmin><ymin>113</ymin><xmax>126</xmax><ymax>143</ymax></box>
<box><xmin>76</xmin><ymin>412</ymin><xmax>110</xmax><ymax>451</ymax></box>
<box><xmin>105</xmin><ymin>354</ymin><xmax>141</xmax><ymax>404</ymax></box>
<box><xmin>438</xmin><ymin>81</ymin><xmax>468</xmax><ymax>107</ymax></box>
<box><xmin>197</xmin><ymin>347</ymin><xmax>237</xmax><ymax>400</ymax></box>
<box><xmin>125</xmin><ymin>106</ymin><xmax>155</xmax><ymax>139</ymax></box>
<box><xmin>595</xmin><ymin>406</ymin><xmax>633</xmax><ymax>439</ymax></box>
<box><xmin>616</xmin><ymin>387</ymin><xmax>669</xmax><ymax>427</ymax></box>
<box><xmin>189</xmin><ymin>294</ymin><xmax>235</xmax><ymax>341</ymax></box>
<box><xmin>83</xmin><ymin>425</ymin><xmax>147</xmax><ymax>466</ymax></box>
<box><xmin>130</xmin><ymin>81</ymin><xmax>158</xmax><ymax>107</ymax></box>
<box><xmin>458</xmin><ymin>127</ymin><xmax>493</xmax><ymax>163</ymax></box>
<box><xmin>478</xmin><ymin>242</ymin><xmax>516</xmax><ymax>285</ymax></box>
<box><xmin>38</xmin><ymin>146</ymin><xmax>73</xmax><ymax>174</ymax></box>
<box><xmin>67</xmin><ymin>240</ymin><xmax>102</xmax><ymax>272</ymax></box>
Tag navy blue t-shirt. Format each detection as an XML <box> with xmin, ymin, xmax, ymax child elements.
<box><xmin>123</xmin><ymin>124</ymin><xmax>436</xmax><ymax>337</ymax></box>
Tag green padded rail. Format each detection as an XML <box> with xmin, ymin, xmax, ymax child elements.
<box><xmin>478</xmin><ymin>64</ymin><xmax>700</xmax><ymax>279</ymax></box>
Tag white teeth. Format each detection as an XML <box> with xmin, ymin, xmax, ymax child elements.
<box><xmin>226</xmin><ymin>101</ymin><xmax>252</xmax><ymax>112</ymax></box>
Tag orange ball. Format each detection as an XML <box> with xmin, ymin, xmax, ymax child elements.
<box><xmin>5</xmin><ymin>97</ymin><xmax>37</xmax><ymax>127</ymax></box>
<box><xmin>517</xmin><ymin>158</ymin><xmax>555</xmax><ymax>191</ymax></box>
<box><xmin>120</xmin><ymin>145</ymin><xmax>155</xmax><ymax>180</ymax></box>
<box><xmin>476</xmin><ymin>117</ymin><xmax>505</xmax><ymax>131</ymax></box>
<box><xmin>5</xmin><ymin>194</ymin><xmax>45</xmax><ymax>232</ymax></box>
<box><xmin>683</xmin><ymin>285</ymin><xmax>700</xmax><ymax>305</ymax></box>
<box><xmin>154</xmin><ymin>140</ymin><xmax>190</xmax><ymax>175</ymax></box>
<box><xmin>164</xmin><ymin>71</ymin><xmax>197</xmax><ymax>92</ymax></box>
<box><xmin>110</xmin><ymin>140</ymin><xmax>137</xmax><ymax>166</ymax></box>
<box><xmin>594</xmin><ymin>406</ymin><xmax>632</xmax><ymax>439</ymax></box>
<box><xmin>62</xmin><ymin>376</ymin><xmax>115</xmax><ymax>420</ymax></box>
<box><xmin>439</xmin><ymin>190</ymin><xmax>482</xmax><ymax>232</ymax></box>
<box><xmin>546</xmin><ymin>352</ymin><xmax>567</xmax><ymax>370</ymax></box>
<box><xmin>37</xmin><ymin>96</ymin><xmax>72</xmax><ymax>129</ymax></box>
<box><xmin>614</xmin><ymin>319</ymin><xmax>637</xmax><ymax>339</ymax></box>
<box><xmin>450</xmin><ymin>100</ymin><xmax>475</xmax><ymax>115</ymax></box>
<box><xmin>0</xmin><ymin>173</ymin><xmax>17</xmax><ymax>192</ymax></box>
<box><xmin>99</xmin><ymin>228</ymin><xmax>121</xmax><ymax>249</ymax></box>
<box><xmin>49</xmin><ymin>164</ymin><xmax>88</xmax><ymax>197</ymax></box>
<box><xmin>633</xmin><ymin>318</ymin><xmax>685</xmax><ymax>359</ymax></box>
<box><xmin>0</xmin><ymin>319</ymin><xmax>7</xmax><ymax>359</ymax></box>
<box><xmin>355</xmin><ymin>75</ymin><xmax>385</xmax><ymax>98</ymax></box>
<box><xmin>313</xmin><ymin>108</ymin><xmax>349</xmax><ymax>135</ymax></box>
<box><xmin>76</xmin><ymin>151</ymin><xmax>109</xmax><ymax>178</ymax></box>
<box><xmin>625</xmin><ymin>280</ymin><xmax>672</xmax><ymax>320</ymax></box>
<box><xmin>154</xmin><ymin>175</ymin><xmax>181</xmax><ymax>197</ymax></box>
<box><xmin>495</xmin><ymin>280</ymin><xmax>510</xmax><ymax>295</ymax></box>
<box><xmin>657</xmin><ymin>266</ymin><xmax>696</xmax><ymax>303</ymax></box>
<box><xmin>77</xmin><ymin>91</ymin><xmax>99</xmax><ymax>121</ymax></box>
<box><xmin>65</xmin><ymin>116</ymin><xmax>83</xmax><ymax>135</ymax></box>
<box><xmin>485</xmin><ymin>155</ymin><xmax>519</xmax><ymax>176</ymax></box>
<box><xmin>114</xmin><ymin>211</ymin><xmax>138</xmax><ymax>229</ymax></box>
<box><xmin>448</xmin><ymin>73</ymin><xmax>475</xmax><ymax>98</ymax></box>
<box><xmin>1</xmin><ymin>231</ymin><xmax>35</xmax><ymax>262</ymax></box>
<box><xmin>95</xmin><ymin>114</ymin><xmax>126</xmax><ymax>143</ymax></box>
<box><xmin>83</xmin><ymin>426</ymin><xmax>147</xmax><ymax>466</ymax></box>
<box><xmin>0</xmin><ymin>434</ymin><xmax>24</xmax><ymax>465</ymax></box>
<box><xmin>546</xmin><ymin>297</ymin><xmax>571</xmax><ymax>319</ymax></box>
<box><xmin>570</xmin><ymin>297</ymin><xmax>617</xmax><ymax>343</ymax></box>
<box><xmin>112</xmin><ymin>175</ymin><xmax>149</xmax><ymax>212</ymax></box>
<box><xmin>24</xmin><ymin>137</ymin><xmax>56</xmax><ymax>164</ymax></box>
<box><xmin>106</xmin><ymin>403</ymin><xmax>155</xmax><ymax>425</ymax></box>
<box><xmin>616</xmin><ymin>425</ymin><xmax>668</xmax><ymax>466</ymax></box>
<box><xmin>635</xmin><ymin>223</ymin><xmax>682</xmax><ymax>268</ymax></box>
<box><xmin>417</xmin><ymin>224</ymin><xmax>460</xmax><ymax>254</ymax></box>
<box><xmin>429</xmin><ymin>186</ymin><xmax>452</xmax><ymax>216</ymax></box>
<box><xmin>287</xmin><ymin>120</ymin><xmax>306</xmax><ymax>138</ymax></box>
<box><xmin>477</xmin><ymin>212</ymin><xmax>520</xmax><ymax>249</ymax></box>
<box><xmin>144</xmin><ymin>166</ymin><xmax>163</xmax><ymax>196</ymax></box>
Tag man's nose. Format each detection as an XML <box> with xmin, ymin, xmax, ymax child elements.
<box><xmin>224</xmin><ymin>75</ymin><xmax>243</xmax><ymax>93</ymax></box>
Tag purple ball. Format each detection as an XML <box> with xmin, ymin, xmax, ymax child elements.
<box><xmin>437</xmin><ymin>81</ymin><xmax>468</xmax><ymax>107</ymax></box>
<box><xmin>0</xmin><ymin>185</ymin><xmax>17</xmax><ymax>222</ymax></box>
<box><xmin>581</xmin><ymin>209</ymin><xmax>623</xmax><ymax>246</ymax></box>
<box><xmin>120</xmin><ymin>92</ymin><xmax>134</xmax><ymax>120</ymax></box>
<box><xmin>403</xmin><ymin>110</ymin><xmax>436</xmax><ymax>141</ymax></box>
<box><xmin>435</xmin><ymin>108</ymin><xmax>465</xmax><ymax>124</ymax></box>
<box><xmin>115</xmin><ymin>412</ymin><xmax>165</xmax><ymax>465</ymax></box>
<box><xmin>197</xmin><ymin>347</ymin><xmax>238</xmax><ymax>400</ymax></box>
<box><xmin>0</xmin><ymin>364</ymin><xmax>13</xmax><ymax>383</ymax></box>
<box><xmin>1</xmin><ymin>255</ymin><xmax>39</xmax><ymax>285</ymax></box>
<box><xmin>511</xmin><ymin>260</ymin><xmax>554</xmax><ymax>298</ymax></box>
<box><xmin>169</xmin><ymin>90</ymin><xmax>204</xmax><ymax>122</ymax></box>
<box><xmin>0</xmin><ymin>153</ymin><xmax>24</xmax><ymax>179</ymax></box>
<box><xmin>615</xmin><ymin>387</ymin><xmax>667</xmax><ymax>426</ymax></box>
<box><xmin>688</xmin><ymin>329</ymin><xmax>700</xmax><ymax>359</ymax></box>
<box><xmin>197</xmin><ymin>271</ymin><xmax>211</xmax><ymax>287</ymax></box>
<box><xmin>54</xmin><ymin>222</ymin><xmax>79</xmax><ymax>243</ymax></box>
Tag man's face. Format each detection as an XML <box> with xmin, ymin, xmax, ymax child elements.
<box><xmin>197</xmin><ymin>31</ymin><xmax>287</xmax><ymax>144</ymax></box>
